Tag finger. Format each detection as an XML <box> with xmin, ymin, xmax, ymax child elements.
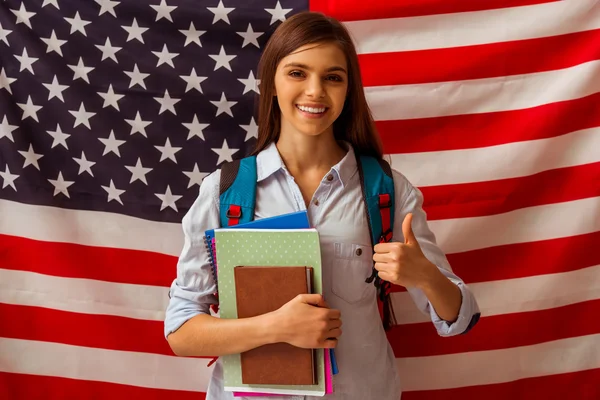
<box><xmin>374</xmin><ymin>262</ymin><xmax>390</xmax><ymax>272</ymax></box>
<box><xmin>323</xmin><ymin>339</ymin><xmax>338</xmax><ymax>348</ymax></box>
<box><xmin>327</xmin><ymin>309</ymin><xmax>341</xmax><ymax>320</ymax></box>
<box><xmin>373</xmin><ymin>242</ymin><xmax>393</xmax><ymax>254</ymax></box>
<box><xmin>377</xmin><ymin>271</ymin><xmax>393</xmax><ymax>282</ymax></box>
<box><xmin>327</xmin><ymin>328</ymin><xmax>342</xmax><ymax>338</ymax></box>
<box><xmin>373</xmin><ymin>252</ymin><xmax>394</xmax><ymax>263</ymax></box>
<box><xmin>402</xmin><ymin>213</ymin><xmax>418</xmax><ymax>245</ymax></box>
<box><xmin>328</xmin><ymin>319</ymin><xmax>343</xmax><ymax>330</ymax></box>
<box><xmin>300</xmin><ymin>293</ymin><xmax>326</xmax><ymax>307</ymax></box>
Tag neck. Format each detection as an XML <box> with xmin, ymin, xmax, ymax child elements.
<box><xmin>275</xmin><ymin>131</ymin><xmax>347</xmax><ymax>175</ymax></box>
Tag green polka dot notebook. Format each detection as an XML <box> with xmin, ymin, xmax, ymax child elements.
<box><xmin>214</xmin><ymin>228</ymin><xmax>326</xmax><ymax>397</ymax></box>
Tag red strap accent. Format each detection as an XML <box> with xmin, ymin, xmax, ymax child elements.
<box><xmin>227</xmin><ymin>205</ymin><xmax>241</xmax><ymax>226</ymax></box>
<box><xmin>207</xmin><ymin>357</ymin><xmax>218</xmax><ymax>367</ymax></box>
<box><xmin>378</xmin><ymin>194</ymin><xmax>392</xmax><ymax>243</ymax></box>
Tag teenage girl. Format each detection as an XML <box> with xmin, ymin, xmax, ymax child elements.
<box><xmin>165</xmin><ymin>11</ymin><xmax>480</xmax><ymax>400</ymax></box>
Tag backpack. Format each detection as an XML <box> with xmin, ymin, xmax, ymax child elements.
<box><xmin>217</xmin><ymin>149</ymin><xmax>398</xmax><ymax>330</ymax></box>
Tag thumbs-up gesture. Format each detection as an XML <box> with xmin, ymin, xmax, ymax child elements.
<box><xmin>373</xmin><ymin>213</ymin><xmax>438</xmax><ymax>289</ymax></box>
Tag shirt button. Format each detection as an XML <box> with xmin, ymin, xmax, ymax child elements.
<box><xmin>326</xmin><ymin>174</ymin><xmax>333</xmax><ymax>181</ymax></box>
<box><xmin>313</xmin><ymin>199</ymin><xmax>319</xmax><ymax>206</ymax></box>
<box><xmin>355</xmin><ymin>248</ymin><xmax>362</xmax><ymax>256</ymax></box>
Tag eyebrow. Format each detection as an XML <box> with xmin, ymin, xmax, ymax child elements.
<box><xmin>282</xmin><ymin>62</ymin><xmax>347</xmax><ymax>74</ymax></box>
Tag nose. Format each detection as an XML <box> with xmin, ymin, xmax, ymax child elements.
<box><xmin>305</xmin><ymin>76</ymin><xmax>325</xmax><ymax>98</ymax></box>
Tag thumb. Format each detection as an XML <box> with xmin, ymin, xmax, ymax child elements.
<box><xmin>402</xmin><ymin>213</ymin><xmax>417</xmax><ymax>245</ymax></box>
<box><xmin>299</xmin><ymin>294</ymin><xmax>328</xmax><ymax>308</ymax></box>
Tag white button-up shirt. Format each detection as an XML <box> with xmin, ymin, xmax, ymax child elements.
<box><xmin>165</xmin><ymin>142</ymin><xmax>480</xmax><ymax>400</ymax></box>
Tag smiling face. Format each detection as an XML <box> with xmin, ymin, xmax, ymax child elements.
<box><xmin>273</xmin><ymin>42</ymin><xmax>349</xmax><ymax>140</ymax></box>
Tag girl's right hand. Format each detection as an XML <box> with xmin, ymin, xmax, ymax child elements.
<box><xmin>271</xmin><ymin>294</ymin><xmax>342</xmax><ymax>349</ymax></box>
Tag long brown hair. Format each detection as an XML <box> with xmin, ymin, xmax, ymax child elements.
<box><xmin>252</xmin><ymin>11</ymin><xmax>383</xmax><ymax>159</ymax></box>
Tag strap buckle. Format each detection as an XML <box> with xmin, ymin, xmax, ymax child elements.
<box><xmin>226</xmin><ymin>205</ymin><xmax>242</xmax><ymax>219</ymax></box>
<box><xmin>378</xmin><ymin>194</ymin><xmax>391</xmax><ymax>208</ymax></box>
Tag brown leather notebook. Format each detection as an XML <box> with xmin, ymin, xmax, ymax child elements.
<box><xmin>234</xmin><ymin>266</ymin><xmax>315</xmax><ymax>385</ymax></box>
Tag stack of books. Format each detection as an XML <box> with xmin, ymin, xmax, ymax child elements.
<box><xmin>203</xmin><ymin>211</ymin><xmax>336</xmax><ymax>397</ymax></box>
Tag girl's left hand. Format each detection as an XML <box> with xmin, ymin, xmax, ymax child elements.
<box><xmin>373</xmin><ymin>213</ymin><xmax>439</xmax><ymax>289</ymax></box>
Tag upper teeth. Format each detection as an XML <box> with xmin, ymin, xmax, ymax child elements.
<box><xmin>298</xmin><ymin>105</ymin><xmax>326</xmax><ymax>114</ymax></box>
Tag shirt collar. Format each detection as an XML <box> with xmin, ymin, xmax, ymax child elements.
<box><xmin>255</xmin><ymin>141</ymin><xmax>358</xmax><ymax>188</ymax></box>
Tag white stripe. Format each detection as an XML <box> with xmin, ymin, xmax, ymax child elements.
<box><xmin>347</xmin><ymin>0</ymin><xmax>600</xmax><ymax>54</ymax></box>
<box><xmin>392</xmin><ymin>264</ymin><xmax>600</xmax><ymax>325</ymax></box>
<box><xmin>0</xmin><ymin>199</ymin><xmax>182</xmax><ymax>256</ymax></box>
<box><xmin>3</xmin><ymin>333</ymin><xmax>597</xmax><ymax>393</ymax></box>
<box><xmin>397</xmin><ymin>333</ymin><xmax>600</xmax><ymax>391</ymax></box>
<box><xmin>0</xmin><ymin>269</ymin><xmax>168</xmax><ymax>321</ymax></box>
<box><xmin>431</xmin><ymin>196</ymin><xmax>600</xmax><ymax>255</ymax></box>
<box><xmin>389</xmin><ymin>127</ymin><xmax>600</xmax><ymax>187</ymax></box>
<box><xmin>3</xmin><ymin>262</ymin><xmax>599</xmax><ymax>329</ymax></box>
<box><xmin>0</xmin><ymin>338</ymin><xmax>211</xmax><ymax>392</ymax></box>
<box><xmin>366</xmin><ymin>59</ymin><xmax>600</xmax><ymax>121</ymax></box>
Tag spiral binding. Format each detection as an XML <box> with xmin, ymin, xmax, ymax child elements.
<box><xmin>203</xmin><ymin>234</ymin><xmax>219</xmax><ymax>290</ymax></box>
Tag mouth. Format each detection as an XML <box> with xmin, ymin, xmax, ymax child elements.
<box><xmin>295</xmin><ymin>104</ymin><xmax>328</xmax><ymax>118</ymax></box>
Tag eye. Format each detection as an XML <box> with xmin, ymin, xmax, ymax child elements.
<box><xmin>288</xmin><ymin>70</ymin><xmax>304</xmax><ymax>78</ymax></box>
<box><xmin>326</xmin><ymin>75</ymin><xmax>343</xmax><ymax>82</ymax></box>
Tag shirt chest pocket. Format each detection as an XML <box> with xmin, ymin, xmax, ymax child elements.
<box><xmin>331</xmin><ymin>242</ymin><xmax>376</xmax><ymax>304</ymax></box>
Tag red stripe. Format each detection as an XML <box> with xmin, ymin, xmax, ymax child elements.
<box><xmin>0</xmin><ymin>303</ymin><xmax>175</xmax><ymax>356</ymax></box>
<box><xmin>389</xmin><ymin>297</ymin><xmax>600</xmax><ymax>357</ymax></box>
<box><xmin>310</xmin><ymin>0</ymin><xmax>558</xmax><ymax>21</ymax></box>
<box><xmin>401</xmin><ymin>368</ymin><xmax>600</xmax><ymax>400</ymax></box>
<box><xmin>0</xmin><ymin>372</ymin><xmax>205</xmax><ymax>400</ymax></box>
<box><xmin>378</xmin><ymin>92</ymin><xmax>600</xmax><ymax>153</ymax></box>
<box><xmin>359</xmin><ymin>29</ymin><xmax>600</xmax><ymax>86</ymax></box>
<box><xmin>447</xmin><ymin>231</ymin><xmax>600</xmax><ymax>284</ymax></box>
<box><xmin>0</xmin><ymin>234</ymin><xmax>176</xmax><ymax>286</ymax></box>
<box><xmin>421</xmin><ymin>163</ymin><xmax>600</xmax><ymax>220</ymax></box>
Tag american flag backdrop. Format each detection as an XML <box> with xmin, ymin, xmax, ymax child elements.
<box><xmin>1</xmin><ymin>0</ymin><xmax>599</xmax><ymax>398</ymax></box>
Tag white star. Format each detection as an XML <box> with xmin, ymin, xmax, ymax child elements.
<box><xmin>0</xmin><ymin>116</ymin><xmax>18</xmax><ymax>142</ymax></box>
<box><xmin>48</xmin><ymin>172</ymin><xmax>75</xmax><ymax>198</ymax></box>
<box><xmin>209</xmin><ymin>46</ymin><xmax>236</xmax><ymax>71</ymax></box>
<box><xmin>0</xmin><ymin>68</ymin><xmax>16</xmax><ymax>94</ymax></box>
<box><xmin>95</xmin><ymin>0</ymin><xmax>120</xmax><ymax>17</ymax></box>
<box><xmin>17</xmin><ymin>96</ymin><xmax>42</xmax><ymax>122</ymax></box>
<box><xmin>10</xmin><ymin>3</ymin><xmax>36</xmax><ymax>29</ymax></box>
<box><xmin>183</xmin><ymin>163</ymin><xmax>208</xmax><ymax>188</ymax></box>
<box><xmin>65</xmin><ymin>11</ymin><xmax>91</xmax><ymax>36</ymax></box>
<box><xmin>98</xmin><ymin>130</ymin><xmax>126</xmax><ymax>157</ymax></box>
<box><xmin>237</xmin><ymin>24</ymin><xmax>263</xmax><ymax>48</ymax></box>
<box><xmin>182</xmin><ymin>115</ymin><xmax>209</xmax><ymax>140</ymax></box>
<box><xmin>155</xmin><ymin>138</ymin><xmax>182</xmax><ymax>163</ymax></box>
<box><xmin>46</xmin><ymin>124</ymin><xmax>70</xmax><ymax>149</ymax></box>
<box><xmin>98</xmin><ymin>84</ymin><xmax>124</xmax><ymax>110</ymax></box>
<box><xmin>179</xmin><ymin>22</ymin><xmax>205</xmax><ymax>47</ymax></box>
<box><xmin>42</xmin><ymin>0</ymin><xmax>60</xmax><ymax>8</ymax></box>
<box><xmin>102</xmin><ymin>179</ymin><xmax>125</xmax><ymax>204</ymax></box>
<box><xmin>122</xmin><ymin>18</ymin><xmax>148</xmax><ymax>43</ymax></box>
<box><xmin>152</xmin><ymin>44</ymin><xmax>178</xmax><ymax>68</ymax></box>
<box><xmin>240</xmin><ymin>117</ymin><xmax>258</xmax><ymax>142</ymax></box>
<box><xmin>124</xmin><ymin>63</ymin><xmax>149</xmax><ymax>89</ymax></box>
<box><xmin>212</xmin><ymin>139</ymin><xmax>239</xmax><ymax>165</ymax></box>
<box><xmin>210</xmin><ymin>93</ymin><xmax>237</xmax><ymax>117</ymax></box>
<box><xmin>0</xmin><ymin>23</ymin><xmax>12</xmax><ymax>46</ymax></box>
<box><xmin>125</xmin><ymin>111</ymin><xmax>152</xmax><ymax>137</ymax></box>
<box><xmin>73</xmin><ymin>151</ymin><xmax>96</xmax><ymax>176</ymax></box>
<box><xmin>150</xmin><ymin>0</ymin><xmax>177</xmax><ymax>22</ymax></box>
<box><xmin>265</xmin><ymin>1</ymin><xmax>292</xmax><ymax>25</ymax></box>
<box><xmin>0</xmin><ymin>166</ymin><xmax>19</xmax><ymax>191</ymax></box>
<box><xmin>154</xmin><ymin>89</ymin><xmax>180</xmax><ymax>115</ymax></box>
<box><xmin>155</xmin><ymin>185</ymin><xmax>182</xmax><ymax>212</ymax></box>
<box><xmin>238</xmin><ymin>70</ymin><xmax>260</xmax><ymax>94</ymax></box>
<box><xmin>43</xmin><ymin>75</ymin><xmax>69</xmax><ymax>102</ymax></box>
<box><xmin>41</xmin><ymin>30</ymin><xmax>67</xmax><ymax>56</ymax></box>
<box><xmin>18</xmin><ymin>144</ymin><xmax>43</xmax><ymax>170</ymax></box>
<box><xmin>125</xmin><ymin>158</ymin><xmax>152</xmax><ymax>184</ymax></box>
<box><xmin>68</xmin><ymin>57</ymin><xmax>95</xmax><ymax>83</ymax></box>
<box><xmin>180</xmin><ymin>68</ymin><xmax>207</xmax><ymax>93</ymax></box>
<box><xmin>69</xmin><ymin>103</ymin><xmax>96</xmax><ymax>129</ymax></box>
<box><xmin>14</xmin><ymin>48</ymin><xmax>38</xmax><ymax>74</ymax></box>
<box><xmin>95</xmin><ymin>37</ymin><xmax>122</xmax><ymax>62</ymax></box>
<box><xmin>207</xmin><ymin>0</ymin><xmax>234</xmax><ymax>25</ymax></box>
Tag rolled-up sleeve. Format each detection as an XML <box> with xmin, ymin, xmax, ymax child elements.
<box><xmin>392</xmin><ymin>171</ymin><xmax>481</xmax><ymax>336</ymax></box>
<box><xmin>164</xmin><ymin>171</ymin><xmax>221</xmax><ymax>339</ymax></box>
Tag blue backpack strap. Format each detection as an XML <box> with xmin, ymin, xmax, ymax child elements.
<box><xmin>356</xmin><ymin>152</ymin><xmax>397</xmax><ymax>330</ymax></box>
<box><xmin>219</xmin><ymin>156</ymin><xmax>257</xmax><ymax>227</ymax></box>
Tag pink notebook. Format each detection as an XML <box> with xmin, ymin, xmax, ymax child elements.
<box><xmin>232</xmin><ymin>348</ymin><xmax>334</xmax><ymax>397</ymax></box>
